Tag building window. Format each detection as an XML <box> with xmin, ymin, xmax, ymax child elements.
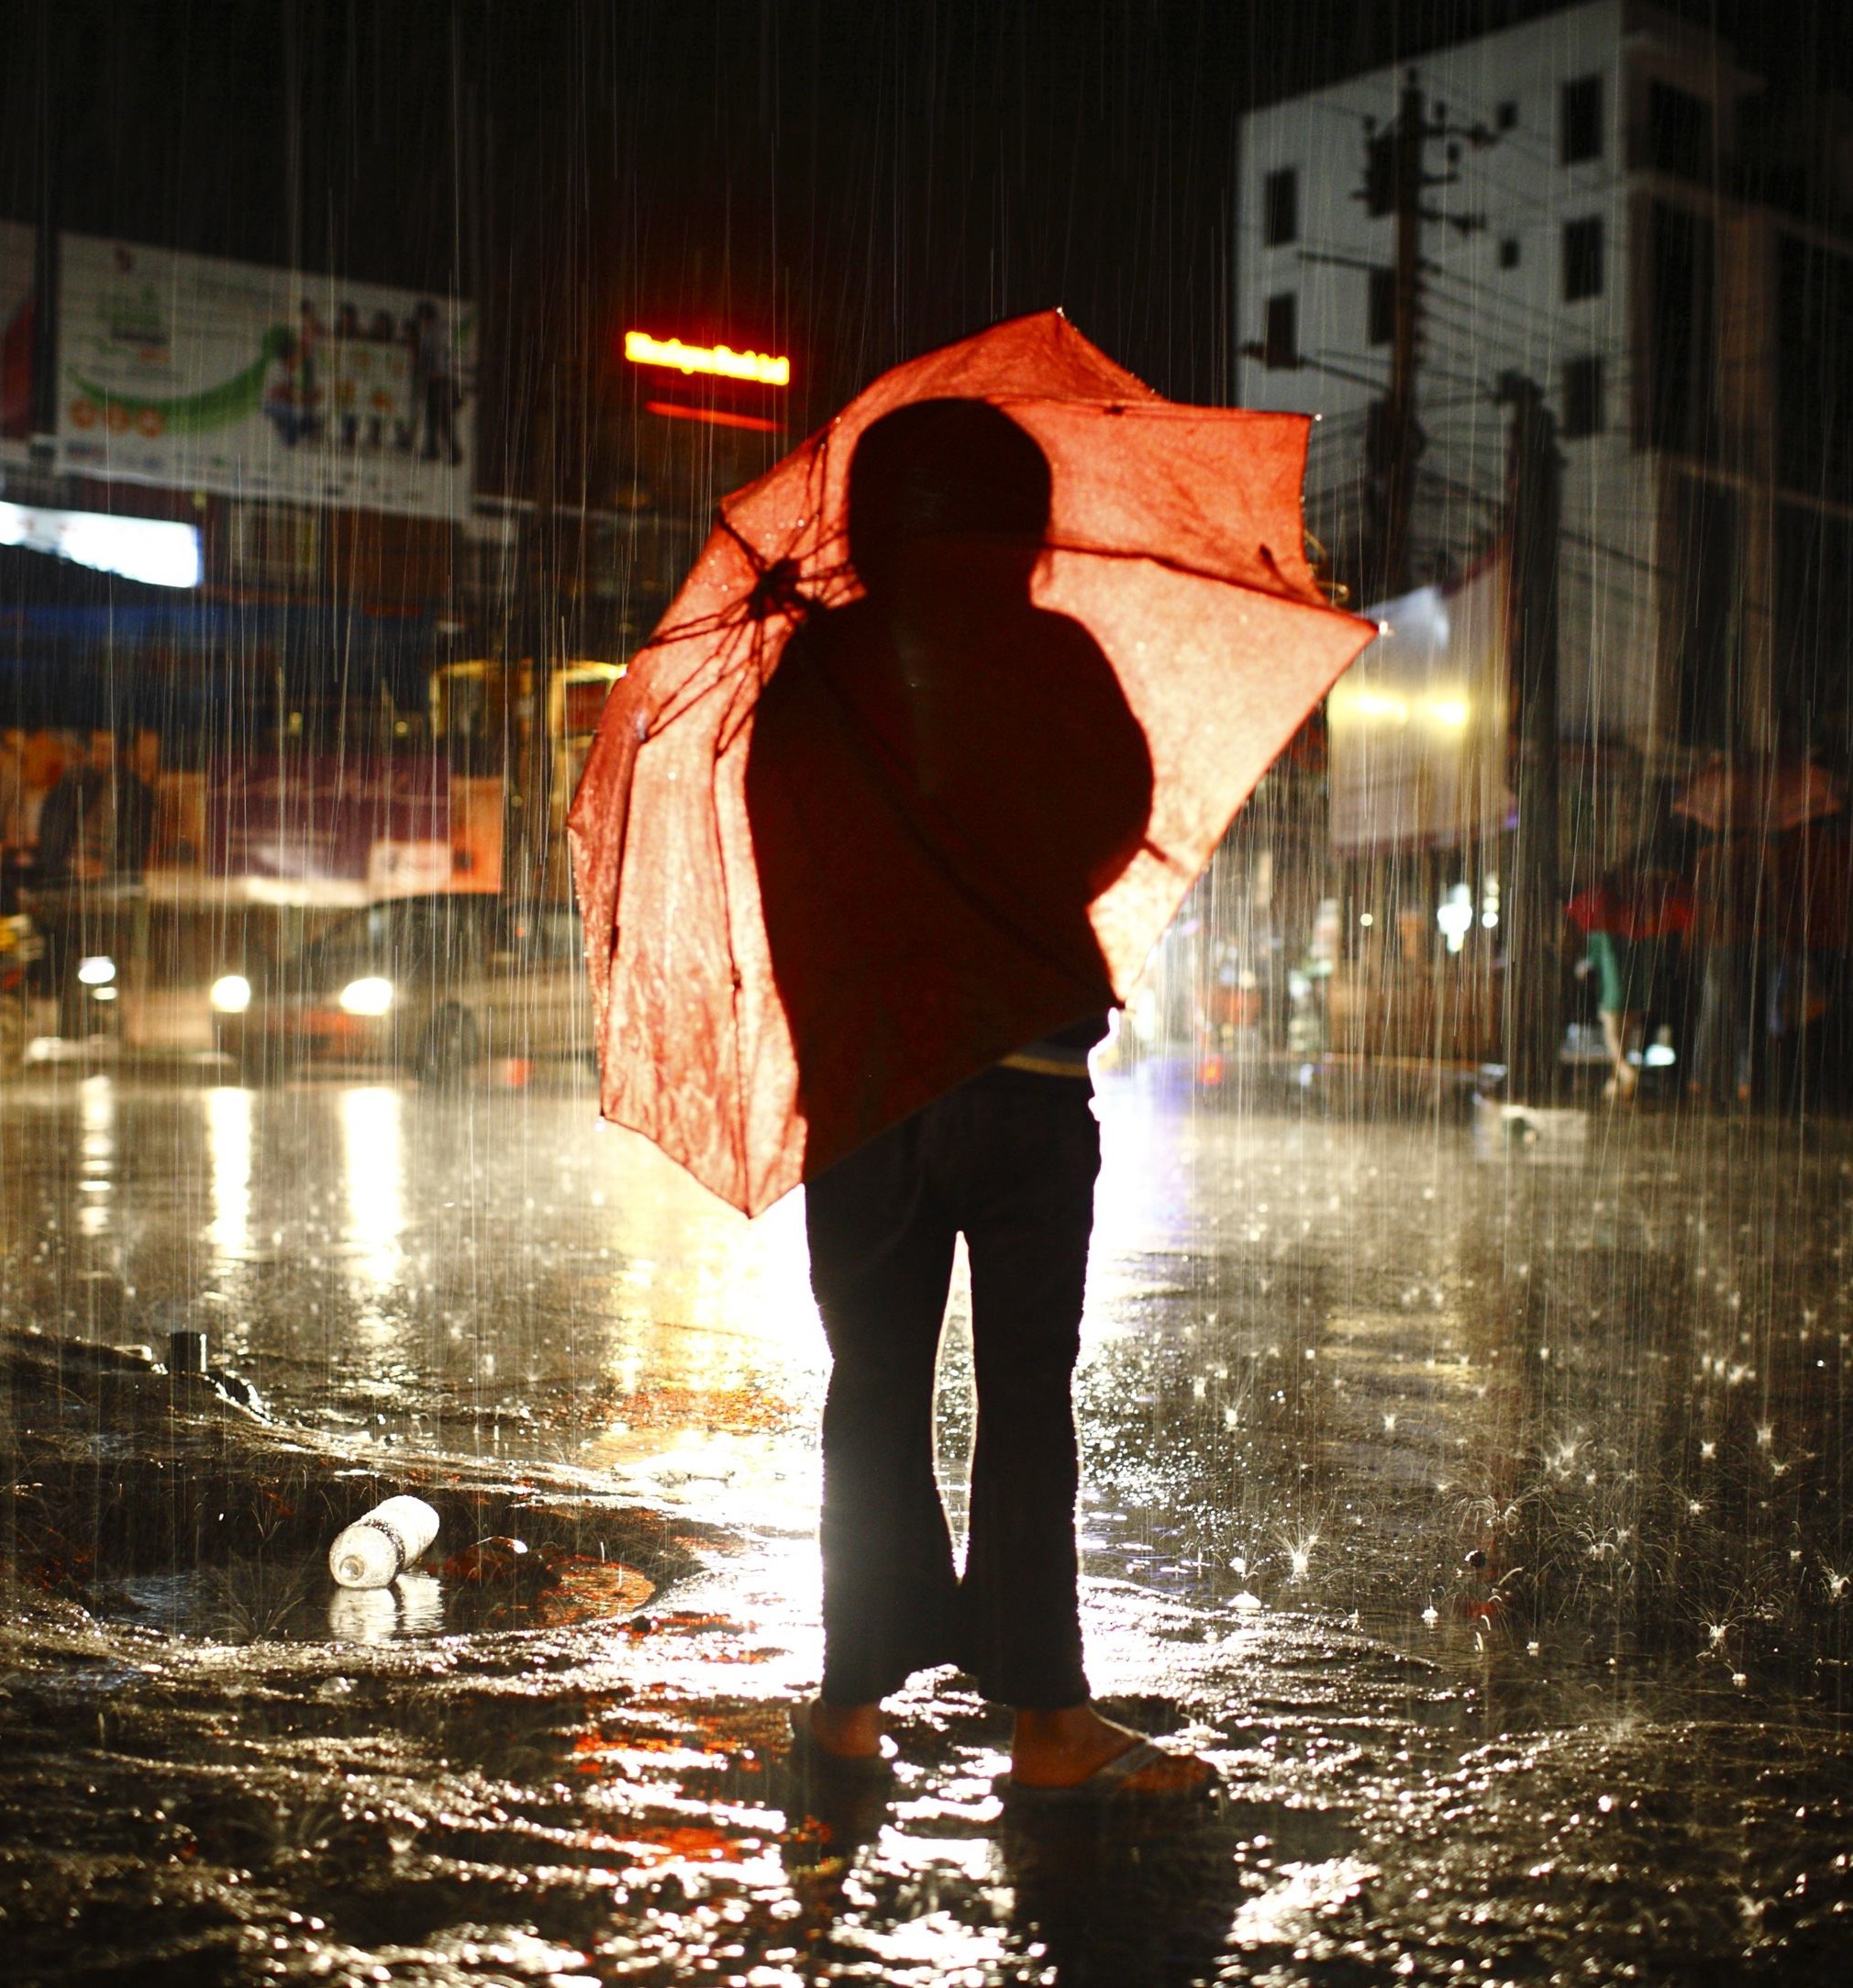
<box><xmin>1367</xmin><ymin>266</ymin><xmax>1395</xmax><ymax>346</ymax></box>
<box><xmin>1647</xmin><ymin>80</ymin><xmax>1714</xmax><ymax>183</ymax></box>
<box><xmin>1498</xmin><ymin>236</ymin><xmax>1521</xmax><ymax>270</ymax></box>
<box><xmin>1496</xmin><ymin>99</ymin><xmax>1519</xmax><ymax>132</ymax></box>
<box><xmin>1262</xmin><ymin>293</ymin><xmax>1298</xmax><ymax>369</ymax></box>
<box><xmin>1562</xmin><ymin>356</ymin><xmax>1605</xmax><ymax>439</ymax></box>
<box><xmin>1263</xmin><ymin>168</ymin><xmax>1299</xmax><ymax>247</ymax></box>
<box><xmin>1563</xmin><ymin>216</ymin><xmax>1604</xmax><ymax>302</ymax></box>
<box><xmin>1560</xmin><ymin>73</ymin><xmax>1603</xmax><ymax>164</ymax></box>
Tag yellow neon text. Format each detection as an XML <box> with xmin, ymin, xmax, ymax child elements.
<box><xmin>624</xmin><ymin>331</ymin><xmax>791</xmax><ymax>386</ymax></box>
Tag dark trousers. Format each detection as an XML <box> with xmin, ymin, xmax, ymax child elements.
<box><xmin>805</xmin><ymin>1068</ymin><xmax>1102</xmax><ymax>1710</ymax></box>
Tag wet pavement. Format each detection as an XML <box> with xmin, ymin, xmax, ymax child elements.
<box><xmin>2</xmin><ymin>1059</ymin><xmax>1850</xmax><ymax>1983</ymax></box>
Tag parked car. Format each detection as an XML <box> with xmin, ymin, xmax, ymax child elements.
<box><xmin>3</xmin><ymin>886</ymin><xmax>292</xmax><ymax>1066</ymax></box>
<box><xmin>213</xmin><ymin>894</ymin><xmax>592</xmax><ymax>1081</ymax></box>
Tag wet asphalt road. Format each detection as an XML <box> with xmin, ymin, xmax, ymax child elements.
<box><xmin>1</xmin><ymin>1057</ymin><xmax>1850</xmax><ymax>1983</ymax></box>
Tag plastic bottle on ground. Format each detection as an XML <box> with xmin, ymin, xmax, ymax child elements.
<box><xmin>327</xmin><ymin>1494</ymin><xmax>440</xmax><ymax>1589</ymax></box>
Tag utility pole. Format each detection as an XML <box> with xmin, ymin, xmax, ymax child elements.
<box><xmin>1375</xmin><ymin>74</ymin><xmax>1426</xmax><ymax>601</ymax></box>
<box><xmin>1499</xmin><ymin>372</ymin><xmax>1563</xmax><ymax>1103</ymax></box>
<box><xmin>1358</xmin><ymin>74</ymin><xmax>1490</xmax><ymax>605</ymax></box>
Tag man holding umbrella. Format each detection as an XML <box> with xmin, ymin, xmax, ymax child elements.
<box><xmin>570</xmin><ymin>312</ymin><xmax>1373</xmax><ymax>1805</ymax></box>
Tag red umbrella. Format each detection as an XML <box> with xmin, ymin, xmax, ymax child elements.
<box><xmin>568</xmin><ymin>310</ymin><xmax>1373</xmax><ymax>1214</ymax></box>
<box><xmin>1672</xmin><ymin>754</ymin><xmax>1845</xmax><ymax>834</ymax></box>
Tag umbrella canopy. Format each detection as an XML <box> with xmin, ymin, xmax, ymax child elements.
<box><xmin>569</xmin><ymin>310</ymin><xmax>1373</xmax><ymax>1214</ymax></box>
<box><xmin>1672</xmin><ymin>754</ymin><xmax>1846</xmax><ymax>834</ymax></box>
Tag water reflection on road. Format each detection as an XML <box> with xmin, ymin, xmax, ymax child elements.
<box><xmin>1</xmin><ymin>1060</ymin><xmax>1849</xmax><ymax>1982</ymax></box>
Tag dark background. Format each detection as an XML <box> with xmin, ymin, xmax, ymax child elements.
<box><xmin>3</xmin><ymin>0</ymin><xmax>1850</xmax><ymax>495</ymax></box>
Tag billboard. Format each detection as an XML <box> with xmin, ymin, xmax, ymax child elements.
<box><xmin>54</xmin><ymin>236</ymin><xmax>473</xmax><ymax>518</ymax></box>
<box><xmin>1</xmin><ymin>219</ymin><xmax>33</xmax><ymax>455</ymax></box>
<box><xmin>199</xmin><ymin>753</ymin><xmax>502</xmax><ymax>900</ymax></box>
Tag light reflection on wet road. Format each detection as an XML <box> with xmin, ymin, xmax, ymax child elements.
<box><xmin>1</xmin><ymin>1061</ymin><xmax>1849</xmax><ymax>1982</ymax></box>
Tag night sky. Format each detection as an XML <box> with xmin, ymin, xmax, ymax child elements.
<box><xmin>4</xmin><ymin>0</ymin><xmax>1851</xmax><ymax>493</ymax></box>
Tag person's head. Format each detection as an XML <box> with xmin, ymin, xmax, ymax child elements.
<box><xmin>847</xmin><ymin>398</ymin><xmax>1051</xmax><ymax>604</ymax></box>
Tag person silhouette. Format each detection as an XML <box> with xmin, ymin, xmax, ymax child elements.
<box><xmin>748</xmin><ymin>398</ymin><xmax>1210</xmax><ymax>1800</ymax></box>
<box><xmin>748</xmin><ymin>398</ymin><xmax>1150</xmax><ymax>1168</ymax></box>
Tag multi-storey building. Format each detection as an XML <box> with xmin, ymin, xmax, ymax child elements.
<box><xmin>1238</xmin><ymin>0</ymin><xmax>1853</xmax><ymax>776</ymax></box>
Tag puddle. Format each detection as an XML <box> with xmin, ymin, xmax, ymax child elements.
<box><xmin>93</xmin><ymin>1552</ymin><xmax>658</xmax><ymax>1644</ymax></box>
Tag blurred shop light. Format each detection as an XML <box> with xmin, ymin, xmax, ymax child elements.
<box><xmin>645</xmin><ymin>399</ymin><xmax>782</xmax><ymax>433</ymax></box>
<box><xmin>1341</xmin><ymin>688</ymin><xmax>1411</xmax><ymax>726</ymax></box>
<box><xmin>0</xmin><ymin>500</ymin><xmax>201</xmax><ymax>588</ymax></box>
<box><xmin>624</xmin><ymin>330</ymin><xmax>791</xmax><ymax>386</ymax></box>
<box><xmin>1437</xmin><ymin>883</ymin><xmax>1474</xmax><ymax>953</ymax></box>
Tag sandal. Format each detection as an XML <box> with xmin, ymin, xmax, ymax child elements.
<box><xmin>786</xmin><ymin>1701</ymin><xmax>894</xmax><ymax>1784</ymax></box>
<box><xmin>998</xmin><ymin>1737</ymin><xmax>1216</xmax><ymax>1806</ymax></box>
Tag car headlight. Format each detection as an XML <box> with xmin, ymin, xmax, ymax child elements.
<box><xmin>338</xmin><ymin>975</ymin><xmax>394</xmax><ymax>1016</ymax></box>
<box><xmin>76</xmin><ymin>955</ymin><xmax>117</xmax><ymax>986</ymax></box>
<box><xmin>210</xmin><ymin>974</ymin><xmax>253</xmax><ymax>1014</ymax></box>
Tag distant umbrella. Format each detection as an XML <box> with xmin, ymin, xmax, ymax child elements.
<box><xmin>1672</xmin><ymin>754</ymin><xmax>1845</xmax><ymax>835</ymax></box>
<box><xmin>568</xmin><ymin>310</ymin><xmax>1373</xmax><ymax>1214</ymax></box>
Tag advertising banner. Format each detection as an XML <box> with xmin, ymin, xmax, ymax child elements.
<box><xmin>200</xmin><ymin>754</ymin><xmax>502</xmax><ymax>900</ymax></box>
<box><xmin>1</xmin><ymin>219</ymin><xmax>34</xmax><ymax>456</ymax></box>
<box><xmin>55</xmin><ymin>236</ymin><xmax>473</xmax><ymax>518</ymax></box>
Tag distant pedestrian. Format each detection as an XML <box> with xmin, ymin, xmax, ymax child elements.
<box><xmin>1766</xmin><ymin>819</ymin><xmax>1849</xmax><ymax>1114</ymax></box>
<box><xmin>36</xmin><ymin>732</ymin><xmax>151</xmax><ymax>885</ymax></box>
<box><xmin>1690</xmin><ymin>833</ymin><xmax>1763</xmax><ymax>1107</ymax></box>
<box><xmin>1568</xmin><ymin>861</ymin><xmax>1692</xmax><ymax>1102</ymax></box>
<box><xmin>32</xmin><ymin>732</ymin><xmax>151</xmax><ymax>1036</ymax></box>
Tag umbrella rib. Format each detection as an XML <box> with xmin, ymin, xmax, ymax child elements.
<box><xmin>707</xmin><ymin>730</ymin><xmax>752</xmax><ymax>1202</ymax></box>
<box><xmin>642</xmin><ymin>540</ymin><xmax>1342</xmax><ymax>748</ymax></box>
<box><xmin>1036</xmin><ymin>535</ymin><xmax>1333</xmax><ymax>607</ymax></box>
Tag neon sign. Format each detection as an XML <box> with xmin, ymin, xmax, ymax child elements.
<box><xmin>624</xmin><ymin>330</ymin><xmax>790</xmax><ymax>387</ymax></box>
<box><xmin>645</xmin><ymin>400</ymin><xmax>782</xmax><ymax>434</ymax></box>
